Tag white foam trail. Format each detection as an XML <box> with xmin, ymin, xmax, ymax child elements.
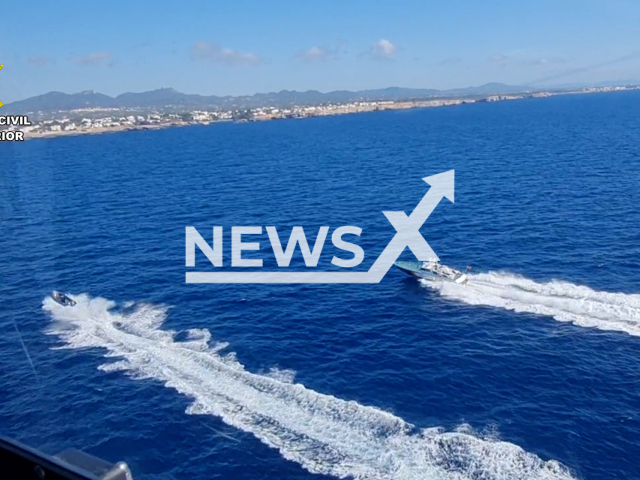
<box><xmin>262</xmin><ymin>366</ymin><xmax>297</xmax><ymax>384</ymax></box>
<box><xmin>424</xmin><ymin>271</ymin><xmax>640</xmax><ymax>336</ymax></box>
<box><xmin>43</xmin><ymin>294</ymin><xmax>576</xmax><ymax>480</ymax></box>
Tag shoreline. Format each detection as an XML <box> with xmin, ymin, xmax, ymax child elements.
<box><xmin>21</xmin><ymin>87</ymin><xmax>638</xmax><ymax>141</ymax></box>
<box><xmin>23</xmin><ymin>121</ymin><xmax>194</xmax><ymax>140</ymax></box>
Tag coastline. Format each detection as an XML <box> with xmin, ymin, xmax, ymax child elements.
<box><xmin>21</xmin><ymin>87</ymin><xmax>637</xmax><ymax>141</ymax></box>
<box><xmin>23</xmin><ymin>121</ymin><xmax>193</xmax><ymax>140</ymax></box>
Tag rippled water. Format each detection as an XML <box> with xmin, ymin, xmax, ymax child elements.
<box><xmin>2</xmin><ymin>90</ymin><xmax>640</xmax><ymax>480</ymax></box>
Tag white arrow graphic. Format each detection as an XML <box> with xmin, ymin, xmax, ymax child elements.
<box><xmin>186</xmin><ymin>170</ymin><xmax>455</xmax><ymax>284</ymax></box>
<box><xmin>367</xmin><ymin>169</ymin><xmax>454</xmax><ymax>282</ymax></box>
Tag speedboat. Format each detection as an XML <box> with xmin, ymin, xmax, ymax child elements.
<box><xmin>51</xmin><ymin>291</ymin><xmax>76</xmax><ymax>307</ymax></box>
<box><xmin>394</xmin><ymin>259</ymin><xmax>470</xmax><ymax>285</ymax></box>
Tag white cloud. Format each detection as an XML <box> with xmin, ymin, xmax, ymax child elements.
<box><xmin>489</xmin><ymin>53</ymin><xmax>567</xmax><ymax>67</ymax></box>
<box><xmin>375</xmin><ymin>39</ymin><xmax>397</xmax><ymax>57</ymax></box>
<box><xmin>296</xmin><ymin>41</ymin><xmax>346</xmax><ymax>61</ymax></box>
<box><xmin>527</xmin><ymin>57</ymin><xmax>568</xmax><ymax>66</ymax></box>
<box><xmin>299</xmin><ymin>46</ymin><xmax>328</xmax><ymax>60</ymax></box>
<box><xmin>191</xmin><ymin>41</ymin><xmax>262</xmax><ymax>66</ymax></box>
<box><xmin>73</xmin><ymin>52</ymin><xmax>111</xmax><ymax>66</ymax></box>
<box><xmin>361</xmin><ymin>39</ymin><xmax>398</xmax><ymax>60</ymax></box>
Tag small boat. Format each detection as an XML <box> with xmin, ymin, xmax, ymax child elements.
<box><xmin>51</xmin><ymin>291</ymin><xmax>76</xmax><ymax>307</ymax></box>
<box><xmin>394</xmin><ymin>259</ymin><xmax>470</xmax><ymax>285</ymax></box>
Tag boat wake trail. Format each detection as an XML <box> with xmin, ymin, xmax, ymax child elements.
<box><xmin>424</xmin><ymin>271</ymin><xmax>640</xmax><ymax>336</ymax></box>
<box><xmin>43</xmin><ymin>294</ymin><xmax>575</xmax><ymax>480</ymax></box>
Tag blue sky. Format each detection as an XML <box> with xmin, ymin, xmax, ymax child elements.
<box><xmin>1</xmin><ymin>0</ymin><xmax>639</xmax><ymax>102</ymax></box>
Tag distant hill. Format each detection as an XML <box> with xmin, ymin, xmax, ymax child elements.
<box><xmin>116</xmin><ymin>88</ymin><xmax>215</xmax><ymax>108</ymax></box>
<box><xmin>1</xmin><ymin>82</ymin><xmax>555</xmax><ymax>114</ymax></box>
<box><xmin>7</xmin><ymin>90</ymin><xmax>118</xmax><ymax>112</ymax></box>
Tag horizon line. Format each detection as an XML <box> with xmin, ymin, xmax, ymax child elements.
<box><xmin>9</xmin><ymin>79</ymin><xmax>640</xmax><ymax>105</ymax></box>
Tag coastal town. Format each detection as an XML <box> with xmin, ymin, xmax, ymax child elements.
<box><xmin>3</xmin><ymin>84</ymin><xmax>637</xmax><ymax>140</ymax></box>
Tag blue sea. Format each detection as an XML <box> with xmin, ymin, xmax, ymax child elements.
<box><xmin>2</xmin><ymin>90</ymin><xmax>640</xmax><ymax>480</ymax></box>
